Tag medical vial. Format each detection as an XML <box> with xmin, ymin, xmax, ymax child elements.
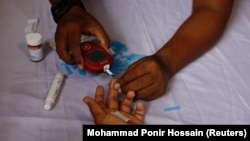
<box><xmin>25</xmin><ymin>33</ymin><xmax>44</xmax><ymax>62</ymax></box>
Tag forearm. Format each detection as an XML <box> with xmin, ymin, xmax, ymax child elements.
<box><xmin>156</xmin><ymin>3</ymin><xmax>234</xmax><ymax>77</ymax></box>
<box><xmin>49</xmin><ymin>0</ymin><xmax>87</xmax><ymax>24</ymax></box>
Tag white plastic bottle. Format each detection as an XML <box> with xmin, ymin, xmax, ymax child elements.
<box><xmin>25</xmin><ymin>33</ymin><xmax>44</xmax><ymax>62</ymax></box>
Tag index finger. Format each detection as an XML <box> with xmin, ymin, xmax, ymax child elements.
<box><xmin>117</xmin><ymin>58</ymin><xmax>145</xmax><ymax>85</ymax></box>
<box><xmin>117</xmin><ymin>65</ymin><xmax>147</xmax><ymax>93</ymax></box>
<box><xmin>92</xmin><ymin>26</ymin><xmax>110</xmax><ymax>54</ymax></box>
<box><xmin>55</xmin><ymin>28</ymin><xmax>74</xmax><ymax>64</ymax></box>
<box><xmin>96</xmin><ymin>33</ymin><xmax>110</xmax><ymax>53</ymax></box>
<box><xmin>68</xmin><ymin>30</ymin><xmax>84</xmax><ymax>68</ymax></box>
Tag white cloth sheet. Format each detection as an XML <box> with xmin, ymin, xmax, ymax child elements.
<box><xmin>0</xmin><ymin>0</ymin><xmax>250</xmax><ymax>140</ymax></box>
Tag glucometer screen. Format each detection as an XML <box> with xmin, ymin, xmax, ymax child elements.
<box><xmin>86</xmin><ymin>50</ymin><xmax>107</xmax><ymax>63</ymax></box>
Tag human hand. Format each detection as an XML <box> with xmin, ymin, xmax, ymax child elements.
<box><xmin>55</xmin><ymin>6</ymin><xmax>110</xmax><ymax>69</ymax></box>
<box><xmin>83</xmin><ymin>78</ymin><xmax>145</xmax><ymax>125</ymax></box>
<box><xmin>115</xmin><ymin>55</ymin><xmax>170</xmax><ymax>101</ymax></box>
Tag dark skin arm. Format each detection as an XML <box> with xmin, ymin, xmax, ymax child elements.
<box><xmin>116</xmin><ymin>0</ymin><xmax>235</xmax><ymax>100</ymax></box>
<box><xmin>49</xmin><ymin>0</ymin><xmax>110</xmax><ymax>69</ymax></box>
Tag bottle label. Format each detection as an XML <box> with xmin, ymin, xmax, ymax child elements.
<box><xmin>28</xmin><ymin>45</ymin><xmax>44</xmax><ymax>61</ymax></box>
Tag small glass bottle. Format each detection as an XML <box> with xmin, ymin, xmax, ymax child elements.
<box><xmin>25</xmin><ymin>33</ymin><xmax>44</xmax><ymax>62</ymax></box>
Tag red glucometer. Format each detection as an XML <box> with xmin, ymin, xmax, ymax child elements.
<box><xmin>81</xmin><ymin>41</ymin><xmax>113</xmax><ymax>74</ymax></box>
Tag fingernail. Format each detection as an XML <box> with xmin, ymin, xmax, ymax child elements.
<box><xmin>118</xmin><ymin>88</ymin><xmax>122</xmax><ymax>94</ymax></box>
<box><xmin>83</xmin><ymin>97</ymin><xmax>88</xmax><ymax>103</ymax></box>
<box><xmin>114</xmin><ymin>83</ymin><xmax>120</xmax><ymax>89</ymax></box>
<box><xmin>77</xmin><ymin>64</ymin><xmax>84</xmax><ymax>70</ymax></box>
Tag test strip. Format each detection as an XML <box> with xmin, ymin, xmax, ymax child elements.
<box><xmin>111</xmin><ymin>111</ymin><xmax>130</xmax><ymax>122</ymax></box>
<box><xmin>104</xmin><ymin>64</ymin><xmax>115</xmax><ymax>77</ymax></box>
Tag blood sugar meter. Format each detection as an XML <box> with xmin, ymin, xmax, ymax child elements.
<box><xmin>80</xmin><ymin>41</ymin><xmax>114</xmax><ymax>76</ymax></box>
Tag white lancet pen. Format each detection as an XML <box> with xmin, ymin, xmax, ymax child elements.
<box><xmin>44</xmin><ymin>73</ymin><xmax>65</xmax><ymax>111</ymax></box>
